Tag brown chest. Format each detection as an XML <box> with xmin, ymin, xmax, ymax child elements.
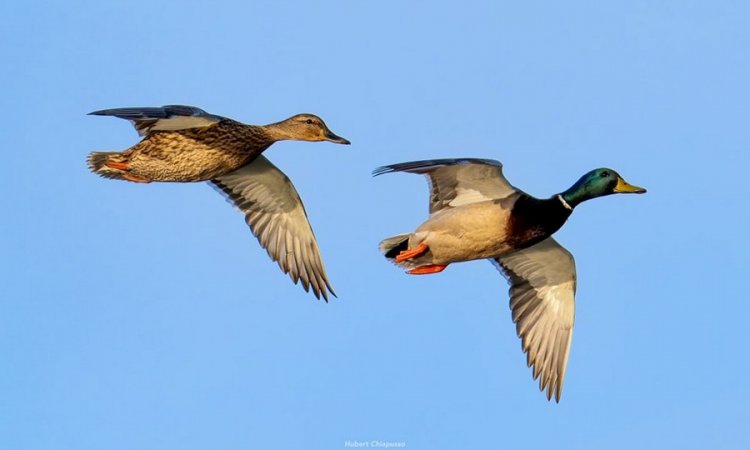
<box><xmin>506</xmin><ymin>194</ymin><xmax>571</xmax><ymax>249</ymax></box>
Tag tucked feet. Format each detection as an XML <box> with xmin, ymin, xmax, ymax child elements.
<box><xmin>395</xmin><ymin>242</ymin><xmax>428</xmax><ymax>262</ymax></box>
<box><xmin>407</xmin><ymin>264</ymin><xmax>447</xmax><ymax>275</ymax></box>
<box><xmin>121</xmin><ymin>173</ymin><xmax>151</xmax><ymax>183</ymax></box>
<box><xmin>104</xmin><ymin>160</ymin><xmax>130</xmax><ymax>171</ymax></box>
<box><xmin>104</xmin><ymin>160</ymin><xmax>150</xmax><ymax>183</ymax></box>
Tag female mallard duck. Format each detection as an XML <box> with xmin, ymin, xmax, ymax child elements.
<box><xmin>374</xmin><ymin>158</ymin><xmax>646</xmax><ymax>401</ymax></box>
<box><xmin>88</xmin><ymin>105</ymin><xmax>350</xmax><ymax>301</ymax></box>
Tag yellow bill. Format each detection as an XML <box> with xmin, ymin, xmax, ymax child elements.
<box><xmin>614</xmin><ymin>177</ymin><xmax>647</xmax><ymax>194</ymax></box>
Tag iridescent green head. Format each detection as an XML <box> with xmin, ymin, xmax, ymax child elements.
<box><xmin>561</xmin><ymin>168</ymin><xmax>646</xmax><ymax>208</ymax></box>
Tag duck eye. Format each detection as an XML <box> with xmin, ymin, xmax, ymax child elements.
<box><xmin>601</xmin><ymin>171</ymin><xmax>610</xmax><ymax>178</ymax></box>
<box><xmin>305</xmin><ymin>119</ymin><xmax>313</xmax><ymax>125</ymax></box>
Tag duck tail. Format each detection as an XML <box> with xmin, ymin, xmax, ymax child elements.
<box><xmin>379</xmin><ymin>233</ymin><xmax>417</xmax><ymax>268</ymax></box>
<box><xmin>87</xmin><ymin>151</ymin><xmax>126</xmax><ymax>181</ymax></box>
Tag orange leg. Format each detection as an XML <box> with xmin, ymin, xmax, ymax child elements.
<box><xmin>121</xmin><ymin>173</ymin><xmax>151</xmax><ymax>183</ymax></box>
<box><xmin>104</xmin><ymin>160</ymin><xmax>151</xmax><ymax>183</ymax></box>
<box><xmin>408</xmin><ymin>264</ymin><xmax>448</xmax><ymax>275</ymax></box>
<box><xmin>104</xmin><ymin>160</ymin><xmax>130</xmax><ymax>171</ymax></box>
<box><xmin>395</xmin><ymin>242</ymin><xmax>429</xmax><ymax>263</ymax></box>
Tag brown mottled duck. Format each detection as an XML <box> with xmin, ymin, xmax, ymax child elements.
<box><xmin>374</xmin><ymin>158</ymin><xmax>646</xmax><ymax>401</ymax></box>
<box><xmin>88</xmin><ymin>105</ymin><xmax>350</xmax><ymax>301</ymax></box>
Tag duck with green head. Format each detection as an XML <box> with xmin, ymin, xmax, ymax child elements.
<box><xmin>374</xmin><ymin>158</ymin><xmax>646</xmax><ymax>402</ymax></box>
<box><xmin>88</xmin><ymin>105</ymin><xmax>350</xmax><ymax>301</ymax></box>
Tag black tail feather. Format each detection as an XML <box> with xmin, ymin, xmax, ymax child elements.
<box><xmin>384</xmin><ymin>238</ymin><xmax>409</xmax><ymax>259</ymax></box>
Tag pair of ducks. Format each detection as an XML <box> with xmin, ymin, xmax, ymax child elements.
<box><xmin>88</xmin><ymin>105</ymin><xmax>646</xmax><ymax>402</ymax></box>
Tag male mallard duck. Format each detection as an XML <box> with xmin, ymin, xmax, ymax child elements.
<box><xmin>374</xmin><ymin>158</ymin><xmax>646</xmax><ymax>401</ymax></box>
<box><xmin>88</xmin><ymin>105</ymin><xmax>350</xmax><ymax>301</ymax></box>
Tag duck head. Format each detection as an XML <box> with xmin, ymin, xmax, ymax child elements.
<box><xmin>561</xmin><ymin>168</ymin><xmax>646</xmax><ymax>208</ymax></box>
<box><xmin>265</xmin><ymin>114</ymin><xmax>350</xmax><ymax>144</ymax></box>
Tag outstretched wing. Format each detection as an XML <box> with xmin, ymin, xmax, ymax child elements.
<box><xmin>89</xmin><ymin>105</ymin><xmax>223</xmax><ymax>136</ymax></box>
<box><xmin>491</xmin><ymin>238</ymin><xmax>576</xmax><ymax>402</ymax></box>
<box><xmin>210</xmin><ymin>156</ymin><xmax>335</xmax><ymax>301</ymax></box>
<box><xmin>373</xmin><ymin>158</ymin><xmax>518</xmax><ymax>214</ymax></box>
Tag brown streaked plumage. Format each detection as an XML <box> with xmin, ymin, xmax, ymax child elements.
<box><xmin>88</xmin><ymin>105</ymin><xmax>350</xmax><ymax>301</ymax></box>
<box><xmin>374</xmin><ymin>158</ymin><xmax>645</xmax><ymax>402</ymax></box>
<box><xmin>87</xmin><ymin>105</ymin><xmax>349</xmax><ymax>182</ymax></box>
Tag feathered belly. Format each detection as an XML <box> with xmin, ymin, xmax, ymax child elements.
<box><xmin>124</xmin><ymin>135</ymin><xmax>263</xmax><ymax>182</ymax></box>
<box><xmin>412</xmin><ymin>203</ymin><xmax>515</xmax><ymax>264</ymax></box>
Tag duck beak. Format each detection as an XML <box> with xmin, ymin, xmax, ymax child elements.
<box><xmin>614</xmin><ymin>177</ymin><xmax>647</xmax><ymax>194</ymax></box>
<box><xmin>324</xmin><ymin>130</ymin><xmax>351</xmax><ymax>145</ymax></box>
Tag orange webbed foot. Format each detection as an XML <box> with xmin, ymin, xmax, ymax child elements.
<box><xmin>407</xmin><ymin>264</ymin><xmax>447</xmax><ymax>275</ymax></box>
<box><xmin>121</xmin><ymin>173</ymin><xmax>151</xmax><ymax>183</ymax></box>
<box><xmin>103</xmin><ymin>160</ymin><xmax>151</xmax><ymax>183</ymax></box>
<box><xmin>395</xmin><ymin>242</ymin><xmax>429</xmax><ymax>262</ymax></box>
<box><xmin>104</xmin><ymin>160</ymin><xmax>130</xmax><ymax>171</ymax></box>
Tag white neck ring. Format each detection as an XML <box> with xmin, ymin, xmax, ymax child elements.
<box><xmin>557</xmin><ymin>195</ymin><xmax>573</xmax><ymax>211</ymax></box>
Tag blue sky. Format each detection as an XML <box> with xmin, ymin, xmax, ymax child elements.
<box><xmin>2</xmin><ymin>1</ymin><xmax>748</xmax><ymax>449</ymax></box>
